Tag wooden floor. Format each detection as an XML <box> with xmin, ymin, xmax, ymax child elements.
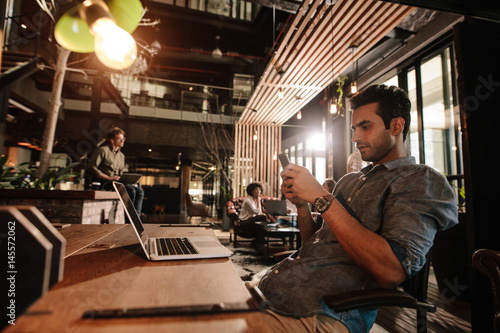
<box><xmin>375</xmin><ymin>267</ymin><xmax>471</xmax><ymax>333</ymax></box>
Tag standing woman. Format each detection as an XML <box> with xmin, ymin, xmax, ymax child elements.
<box><xmin>239</xmin><ymin>182</ymin><xmax>267</xmax><ymax>234</ymax></box>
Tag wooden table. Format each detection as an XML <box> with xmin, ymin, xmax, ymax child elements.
<box><xmin>5</xmin><ymin>225</ymin><xmax>271</xmax><ymax>332</ymax></box>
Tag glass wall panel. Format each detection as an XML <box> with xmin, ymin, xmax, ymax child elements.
<box><xmin>290</xmin><ymin>146</ymin><xmax>296</xmax><ymax>164</ymax></box>
<box><xmin>296</xmin><ymin>142</ymin><xmax>303</xmax><ymax>166</ymax></box>
<box><xmin>315</xmin><ymin>157</ymin><xmax>326</xmax><ymax>183</ymax></box>
<box><xmin>421</xmin><ymin>52</ymin><xmax>456</xmax><ymax>174</ymax></box>
<box><xmin>407</xmin><ymin>69</ymin><xmax>420</xmax><ymax>164</ymax></box>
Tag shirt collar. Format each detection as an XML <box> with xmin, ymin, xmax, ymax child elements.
<box><xmin>105</xmin><ymin>144</ymin><xmax>121</xmax><ymax>154</ymax></box>
<box><xmin>361</xmin><ymin>156</ymin><xmax>416</xmax><ymax>175</ymax></box>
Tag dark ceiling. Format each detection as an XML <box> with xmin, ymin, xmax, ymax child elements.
<box><xmin>133</xmin><ymin>0</ymin><xmax>293</xmax><ymax>88</ymax></box>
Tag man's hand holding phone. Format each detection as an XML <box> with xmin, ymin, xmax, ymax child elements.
<box><xmin>278</xmin><ymin>153</ymin><xmax>328</xmax><ymax>205</ymax></box>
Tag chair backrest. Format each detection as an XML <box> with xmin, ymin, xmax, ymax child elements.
<box><xmin>402</xmin><ymin>249</ymin><xmax>432</xmax><ymax>302</ymax></box>
<box><xmin>472</xmin><ymin>249</ymin><xmax>500</xmax><ymax>333</ymax></box>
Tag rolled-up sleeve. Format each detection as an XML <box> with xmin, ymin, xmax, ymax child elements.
<box><xmin>381</xmin><ymin>166</ymin><xmax>458</xmax><ymax>276</ymax></box>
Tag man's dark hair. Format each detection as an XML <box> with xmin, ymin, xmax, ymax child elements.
<box><xmin>349</xmin><ymin>85</ymin><xmax>411</xmax><ymax>141</ymax></box>
<box><xmin>107</xmin><ymin>127</ymin><xmax>125</xmax><ymax>141</ymax></box>
<box><xmin>246</xmin><ymin>182</ymin><xmax>263</xmax><ymax>196</ymax></box>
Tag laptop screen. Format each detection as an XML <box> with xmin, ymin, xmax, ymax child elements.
<box><xmin>113</xmin><ymin>182</ymin><xmax>148</xmax><ymax>244</ymax></box>
<box><xmin>264</xmin><ymin>200</ymin><xmax>288</xmax><ymax>216</ymax></box>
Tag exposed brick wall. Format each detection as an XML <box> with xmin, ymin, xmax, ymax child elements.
<box><xmin>0</xmin><ymin>198</ymin><xmax>124</xmax><ymax>224</ymax></box>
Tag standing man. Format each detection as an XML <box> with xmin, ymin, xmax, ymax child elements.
<box><xmin>87</xmin><ymin>127</ymin><xmax>144</xmax><ymax>218</ymax></box>
<box><xmin>258</xmin><ymin>85</ymin><xmax>458</xmax><ymax>332</ymax></box>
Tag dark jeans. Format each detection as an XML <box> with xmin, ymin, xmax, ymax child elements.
<box><xmin>102</xmin><ymin>181</ymin><xmax>144</xmax><ymax>223</ymax></box>
<box><xmin>239</xmin><ymin>214</ymin><xmax>267</xmax><ymax>236</ymax></box>
<box><xmin>125</xmin><ymin>184</ymin><xmax>144</xmax><ymax>215</ymax></box>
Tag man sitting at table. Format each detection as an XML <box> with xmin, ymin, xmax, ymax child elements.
<box><xmin>86</xmin><ymin>127</ymin><xmax>144</xmax><ymax>219</ymax></box>
<box><xmin>258</xmin><ymin>85</ymin><xmax>458</xmax><ymax>332</ymax></box>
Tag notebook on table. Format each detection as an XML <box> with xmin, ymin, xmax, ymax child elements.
<box><xmin>113</xmin><ymin>182</ymin><xmax>232</xmax><ymax>261</ymax></box>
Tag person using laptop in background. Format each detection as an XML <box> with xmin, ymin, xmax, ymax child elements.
<box><xmin>238</xmin><ymin>182</ymin><xmax>267</xmax><ymax>236</ymax></box>
<box><xmin>86</xmin><ymin>127</ymin><xmax>144</xmax><ymax>218</ymax></box>
<box><xmin>257</xmin><ymin>85</ymin><xmax>458</xmax><ymax>332</ymax></box>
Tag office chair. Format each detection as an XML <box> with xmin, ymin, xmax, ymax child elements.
<box><xmin>272</xmin><ymin>249</ymin><xmax>435</xmax><ymax>332</ymax></box>
<box><xmin>323</xmin><ymin>250</ymin><xmax>435</xmax><ymax>333</ymax></box>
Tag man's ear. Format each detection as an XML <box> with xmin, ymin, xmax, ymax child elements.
<box><xmin>392</xmin><ymin>117</ymin><xmax>405</xmax><ymax>136</ymax></box>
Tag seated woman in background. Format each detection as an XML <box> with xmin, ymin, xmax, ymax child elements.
<box><xmin>238</xmin><ymin>182</ymin><xmax>267</xmax><ymax>235</ymax></box>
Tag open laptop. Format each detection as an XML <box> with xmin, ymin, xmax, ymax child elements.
<box><xmin>113</xmin><ymin>182</ymin><xmax>232</xmax><ymax>261</ymax></box>
<box><xmin>119</xmin><ymin>173</ymin><xmax>142</xmax><ymax>184</ymax></box>
<box><xmin>264</xmin><ymin>199</ymin><xmax>288</xmax><ymax>216</ymax></box>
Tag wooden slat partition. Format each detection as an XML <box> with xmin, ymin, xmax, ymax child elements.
<box><xmin>234</xmin><ymin>122</ymin><xmax>281</xmax><ymax>197</ymax></box>
<box><xmin>231</xmin><ymin>0</ymin><xmax>414</xmax><ymax>196</ymax></box>
<box><xmin>239</xmin><ymin>0</ymin><xmax>415</xmax><ymax>126</ymax></box>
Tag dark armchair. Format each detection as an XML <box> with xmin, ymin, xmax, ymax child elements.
<box><xmin>472</xmin><ymin>248</ymin><xmax>500</xmax><ymax>333</ymax></box>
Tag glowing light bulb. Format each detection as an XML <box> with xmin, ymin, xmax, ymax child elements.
<box><xmin>330</xmin><ymin>97</ymin><xmax>338</xmax><ymax>115</ymax></box>
<box><xmin>278</xmin><ymin>88</ymin><xmax>284</xmax><ymax>99</ymax></box>
<box><xmin>90</xmin><ymin>18</ymin><xmax>137</xmax><ymax>70</ymax></box>
<box><xmin>297</xmin><ymin>111</ymin><xmax>302</xmax><ymax>120</ymax></box>
<box><xmin>330</xmin><ymin>103</ymin><xmax>337</xmax><ymax>115</ymax></box>
<box><xmin>351</xmin><ymin>81</ymin><xmax>358</xmax><ymax>94</ymax></box>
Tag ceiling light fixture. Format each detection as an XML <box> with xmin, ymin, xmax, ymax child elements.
<box><xmin>253</xmin><ymin>130</ymin><xmax>258</xmax><ymax>141</ymax></box>
<box><xmin>297</xmin><ymin>111</ymin><xmax>302</xmax><ymax>120</ymax></box>
<box><xmin>175</xmin><ymin>152</ymin><xmax>182</xmax><ymax>170</ymax></box>
<box><xmin>278</xmin><ymin>87</ymin><xmax>284</xmax><ymax>99</ymax></box>
<box><xmin>330</xmin><ymin>97</ymin><xmax>338</xmax><ymax>115</ymax></box>
<box><xmin>212</xmin><ymin>36</ymin><xmax>223</xmax><ymax>58</ymax></box>
<box><xmin>54</xmin><ymin>0</ymin><xmax>143</xmax><ymax>70</ymax></box>
<box><xmin>349</xmin><ymin>45</ymin><xmax>358</xmax><ymax>95</ymax></box>
<box><xmin>351</xmin><ymin>81</ymin><xmax>358</xmax><ymax>94</ymax></box>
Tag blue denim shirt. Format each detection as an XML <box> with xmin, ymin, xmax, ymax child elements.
<box><xmin>258</xmin><ymin>157</ymin><xmax>458</xmax><ymax>332</ymax></box>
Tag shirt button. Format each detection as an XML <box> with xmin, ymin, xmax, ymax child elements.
<box><xmin>274</xmin><ymin>270</ymin><xmax>279</xmax><ymax>274</ymax></box>
<box><xmin>361</xmin><ymin>177</ymin><xmax>366</xmax><ymax>181</ymax></box>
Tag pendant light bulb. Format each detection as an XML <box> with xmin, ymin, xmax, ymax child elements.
<box><xmin>351</xmin><ymin>81</ymin><xmax>358</xmax><ymax>94</ymax></box>
<box><xmin>253</xmin><ymin>131</ymin><xmax>258</xmax><ymax>141</ymax></box>
<box><xmin>278</xmin><ymin>88</ymin><xmax>284</xmax><ymax>99</ymax></box>
<box><xmin>90</xmin><ymin>17</ymin><xmax>137</xmax><ymax>70</ymax></box>
<box><xmin>297</xmin><ymin>111</ymin><xmax>302</xmax><ymax>120</ymax></box>
<box><xmin>330</xmin><ymin>97</ymin><xmax>338</xmax><ymax>115</ymax></box>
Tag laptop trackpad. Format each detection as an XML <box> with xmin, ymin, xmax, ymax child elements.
<box><xmin>192</xmin><ymin>238</ymin><xmax>221</xmax><ymax>248</ymax></box>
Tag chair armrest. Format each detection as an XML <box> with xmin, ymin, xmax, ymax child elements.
<box><xmin>323</xmin><ymin>289</ymin><xmax>436</xmax><ymax>313</ymax></box>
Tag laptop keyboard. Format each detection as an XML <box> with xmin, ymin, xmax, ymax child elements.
<box><xmin>155</xmin><ymin>238</ymin><xmax>199</xmax><ymax>256</ymax></box>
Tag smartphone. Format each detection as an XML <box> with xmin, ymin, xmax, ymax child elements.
<box><xmin>278</xmin><ymin>153</ymin><xmax>290</xmax><ymax>167</ymax></box>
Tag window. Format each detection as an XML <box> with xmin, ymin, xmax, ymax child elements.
<box><xmin>379</xmin><ymin>44</ymin><xmax>463</xmax><ymax>209</ymax></box>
